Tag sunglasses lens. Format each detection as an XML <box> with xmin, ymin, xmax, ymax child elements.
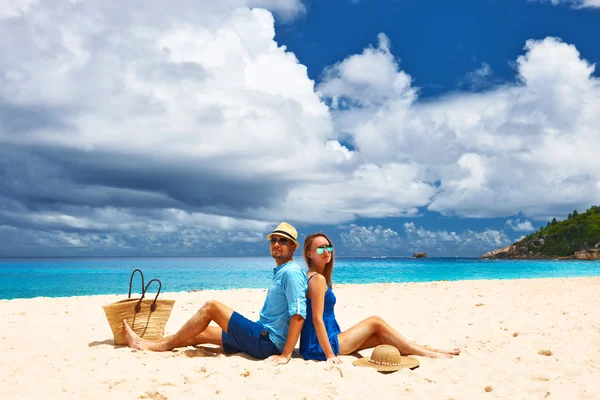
<box><xmin>270</xmin><ymin>237</ymin><xmax>289</xmax><ymax>245</ymax></box>
<box><xmin>316</xmin><ymin>245</ymin><xmax>333</xmax><ymax>255</ymax></box>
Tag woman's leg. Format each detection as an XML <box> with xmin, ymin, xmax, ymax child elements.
<box><xmin>337</xmin><ymin>316</ymin><xmax>458</xmax><ymax>358</ymax></box>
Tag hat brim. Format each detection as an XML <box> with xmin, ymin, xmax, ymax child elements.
<box><xmin>352</xmin><ymin>356</ymin><xmax>420</xmax><ymax>372</ymax></box>
<box><xmin>266</xmin><ymin>233</ymin><xmax>299</xmax><ymax>248</ymax></box>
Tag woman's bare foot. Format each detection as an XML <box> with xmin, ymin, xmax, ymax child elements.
<box><xmin>122</xmin><ymin>320</ymin><xmax>166</xmax><ymax>351</ymax></box>
<box><xmin>425</xmin><ymin>346</ymin><xmax>461</xmax><ymax>356</ymax></box>
<box><xmin>447</xmin><ymin>348</ymin><xmax>461</xmax><ymax>356</ymax></box>
<box><xmin>422</xmin><ymin>349</ymin><xmax>453</xmax><ymax>358</ymax></box>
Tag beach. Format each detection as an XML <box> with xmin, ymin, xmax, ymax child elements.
<box><xmin>2</xmin><ymin>277</ymin><xmax>599</xmax><ymax>399</ymax></box>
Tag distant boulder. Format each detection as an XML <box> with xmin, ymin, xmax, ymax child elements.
<box><xmin>574</xmin><ymin>249</ymin><xmax>600</xmax><ymax>260</ymax></box>
<box><xmin>532</xmin><ymin>237</ymin><xmax>545</xmax><ymax>247</ymax></box>
<box><xmin>412</xmin><ymin>252</ymin><xmax>428</xmax><ymax>258</ymax></box>
<box><xmin>481</xmin><ymin>245</ymin><xmax>519</xmax><ymax>259</ymax></box>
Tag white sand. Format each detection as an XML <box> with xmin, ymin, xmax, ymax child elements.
<box><xmin>2</xmin><ymin>277</ymin><xmax>600</xmax><ymax>399</ymax></box>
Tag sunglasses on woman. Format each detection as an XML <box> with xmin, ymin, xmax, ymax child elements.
<box><xmin>315</xmin><ymin>245</ymin><xmax>333</xmax><ymax>255</ymax></box>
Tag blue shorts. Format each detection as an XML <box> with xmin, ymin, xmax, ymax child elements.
<box><xmin>221</xmin><ymin>312</ymin><xmax>280</xmax><ymax>359</ymax></box>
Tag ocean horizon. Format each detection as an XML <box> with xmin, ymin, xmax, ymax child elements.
<box><xmin>2</xmin><ymin>256</ymin><xmax>600</xmax><ymax>300</ymax></box>
<box><xmin>0</xmin><ymin>256</ymin><xmax>600</xmax><ymax>300</ymax></box>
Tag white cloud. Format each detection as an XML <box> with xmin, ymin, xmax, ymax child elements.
<box><xmin>0</xmin><ymin>206</ymin><xmax>275</xmax><ymax>255</ymax></box>
<box><xmin>318</xmin><ymin>33</ymin><xmax>416</xmax><ymax>108</ymax></box>
<box><xmin>1</xmin><ymin>1</ymin><xmax>599</xmax><ymax>256</ymax></box>
<box><xmin>339</xmin><ymin>222</ymin><xmax>513</xmax><ymax>256</ymax></box>
<box><xmin>537</xmin><ymin>0</ymin><xmax>600</xmax><ymax>9</ymax></box>
<box><xmin>339</xmin><ymin>224</ymin><xmax>403</xmax><ymax>253</ymax></box>
<box><xmin>12</xmin><ymin>207</ymin><xmax>270</xmax><ymax>234</ymax></box>
<box><xmin>0</xmin><ymin>1</ymin><xmax>438</xmax><ymax>255</ymax></box>
<box><xmin>276</xmin><ymin>162</ymin><xmax>436</xmax><ymax>224</ymax></box>
<box><xmin>0</xmin><ymin>0</ymin><xmax>38</xmax><ymax>18</ymax></box>
<box><xmin>404</xmin><ymin>222</ymin><xmax>510</xmax><ymax>245</ymax></box>
<box><xmin>1</xmin><ymin>4</ymin><xmax>328</xmax><ymax>158</ymax></box>
<box><xmin>505</xmin><ymin>219</ymin><xmax>536</xmax><ymax>232</ymax></box>
<box><xmin>321</xmin><ymin>36</ymin><xmax>600</xmax><ymax>221</ymax></box>
<box><xmin>460</xmin><ymin>62</ymin><xmax>493</xmax><ymax>90</ymax></box>
<box><xmin>403</xmin><ymin>222</ymin><xmax>513</xmax><ymax>253</ymax></box>
<box><xmin>246</xmin><ymin>0</ymin><xmax>306</xmax><ymax>20</ymax></box>
<box><xmin>0</xmin><ymin>2</ymin><xmax>340</xmax><ymax>220</ymax></box>
<box><xmin>471</xmin><ymin>63</ymin><xmax>492</xmax><ymax>78</ymax></box>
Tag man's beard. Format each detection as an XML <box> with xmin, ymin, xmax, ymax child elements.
<box><xmin>271</xmin><ymin>252</ymin><xmax>289</xmax><ymax>260</ymax></box>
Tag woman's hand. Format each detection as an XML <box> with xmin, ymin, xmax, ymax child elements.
<box><xmin>325</xmin><ymin>356</ymin><xmax>344</xmax><ymax>377</ymax></box>
<box><xmin>327</xmin><ymin>356</ymin><xmax>342</xmax><ymax>365</ymax></box>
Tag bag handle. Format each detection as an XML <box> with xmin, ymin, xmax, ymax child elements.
<box><xmin>135</xmin><ymin>278</ymin><xmax>162</xmax><ymax>313</ymax></box>
<box><xmin>128</xmin><ymin>269</ymin><xmax>145</xmax><ymax>300</ymax></box>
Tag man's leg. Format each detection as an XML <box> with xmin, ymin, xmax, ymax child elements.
<box><xmin>123</xmin><ymin>300</ymin><xmax>234</xmax><ymax>351</ymax></box>
<box><xmin>180</xmin><ymin>326</ymin><xmax>223</xmax><ymax>347</ymax></box>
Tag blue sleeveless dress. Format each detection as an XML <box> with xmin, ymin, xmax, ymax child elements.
<box><xmin>299</xmin><ymin>274</ymin><xmax>342</xmax><ymax>361</ymax></box>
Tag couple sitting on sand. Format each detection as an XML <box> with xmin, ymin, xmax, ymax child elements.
<box><xmin>123</xmin><ymin>222</ymin><xmax>460</xmax><ymax>366</ymax></box>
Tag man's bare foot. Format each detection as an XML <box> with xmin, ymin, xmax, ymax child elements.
<box><xmin>122</xmin><ymin>320</ymin><xmax>166</xmax><ymax>351</ymax></box>
<box><xmin>122</xmin><ymin>319</ymin><xmax>143</xmax><ymax>349</ymax></box>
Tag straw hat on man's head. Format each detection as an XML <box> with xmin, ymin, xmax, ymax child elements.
<box><xmin>266</xmin><ymin>222</ymin><xmax>299</xmax><ymax>248</ymax></box>
<box><xmin>353</xmin><ymin>345</ymin><xmax>420</xmax><ymax>372</ymax></box>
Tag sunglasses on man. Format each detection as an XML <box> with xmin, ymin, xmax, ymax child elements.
<box><xmin>315</xmin><ymin>245</ymin><xmax>333</xmax><ymax>255</ymax></box>
<box><xmin>270</xmin><ymin>237</ymin><xmax>290</xmax><ymax>245</ymax></box>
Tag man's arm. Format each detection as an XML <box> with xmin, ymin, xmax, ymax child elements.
<box><xmin>265</xmin><ymin>268</ymin><xmax>307</xmax><ymax>365</ymax></box>
<box><xmin>265</xmin><ymin>315</ymin><xmax>305</xmax><ymax>365</ymax></box>
<box><xmin>276</xmin><ymin>314</ymin><xmax>305</xmax><ymax>362</ymax></box>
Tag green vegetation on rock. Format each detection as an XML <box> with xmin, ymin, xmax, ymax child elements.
<box><xmin>514</xmin><ymin>205</ymin><xmax>600</xmax><ymax>257</ymax></box>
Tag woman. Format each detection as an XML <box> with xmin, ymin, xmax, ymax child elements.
<box><xmin>299</xmin><ymin>233</ymin><xmax>461</xmax><ymax>366</ymax></box>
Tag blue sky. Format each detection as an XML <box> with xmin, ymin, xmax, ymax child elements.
<box><xmin>277</xmin><ymin>0</ymin><xmax>599</xmax><ymax>98</ymax></box>
<box><xmin>0</xmin><ymin>0</ymin><xmax>599</xmax><ymax>257</ymax></box>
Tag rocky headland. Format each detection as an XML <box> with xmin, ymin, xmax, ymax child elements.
<box><xmin>480</xmin><ymin>245</ymin><xmax>600</xmax><ymax>260</ymax></box>
<box><xmin>481</xmin><ymin>205</ymin><xmax>600</xmax><ymax>260</ymax></box>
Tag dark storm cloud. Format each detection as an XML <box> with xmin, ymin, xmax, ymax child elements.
<box><xmin>0</xmin><ymin>145</ymin><xmax>175</xmax><ymax>212</ymax></box>
<box><xmin>0</xmin><ymin>143</ymin><xmax>283</xmax><ymax>222</ymax></box>
<box><xmin>52</xmin><ymin>148</ymin><xmax>281</xmax><ymax>210</ymax></box>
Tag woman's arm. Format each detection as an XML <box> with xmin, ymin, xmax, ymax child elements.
<box><xmin>308</xmin><ymin>274</ymin><xmax>336</xmax><ymax>360</ymax></box>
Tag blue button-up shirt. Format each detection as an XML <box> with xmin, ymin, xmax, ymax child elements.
<box><xmin>258</xmin><ymin>260</ymin><xmax>307</xmax><ymax>352</ymax></box>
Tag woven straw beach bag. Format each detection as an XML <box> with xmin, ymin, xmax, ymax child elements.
<box><xmin>102</xmin><ymin>269</ymin><xmax>175</xmax><ymax>345</ymax></box>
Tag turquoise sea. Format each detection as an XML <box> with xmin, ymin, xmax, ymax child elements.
<box><xmin>1</xmin><ymin>257</ymin><xmax>600</xmax><ymax>300</ymax></box>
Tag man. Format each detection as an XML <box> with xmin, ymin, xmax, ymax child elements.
<box><xmin>122</xmin><ymin>222</ymin><xmax>307</xmax><ymax>365</ymax></box>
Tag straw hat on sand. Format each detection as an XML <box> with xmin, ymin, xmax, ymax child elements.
<box><xmin>353</xmin><ymin>345</ymin><xmax>420</xmax><ymax>372</ymax></box>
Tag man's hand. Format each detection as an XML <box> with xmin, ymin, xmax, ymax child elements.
<box><xmin>267</xmin><ymin>314</ymin><xmax>303</xmax><ymax>367</ymax></box>
<box><xmin>264</xmin><ymin>354</ymin><xmax>291</xmax><ymax>366</ymax></box>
